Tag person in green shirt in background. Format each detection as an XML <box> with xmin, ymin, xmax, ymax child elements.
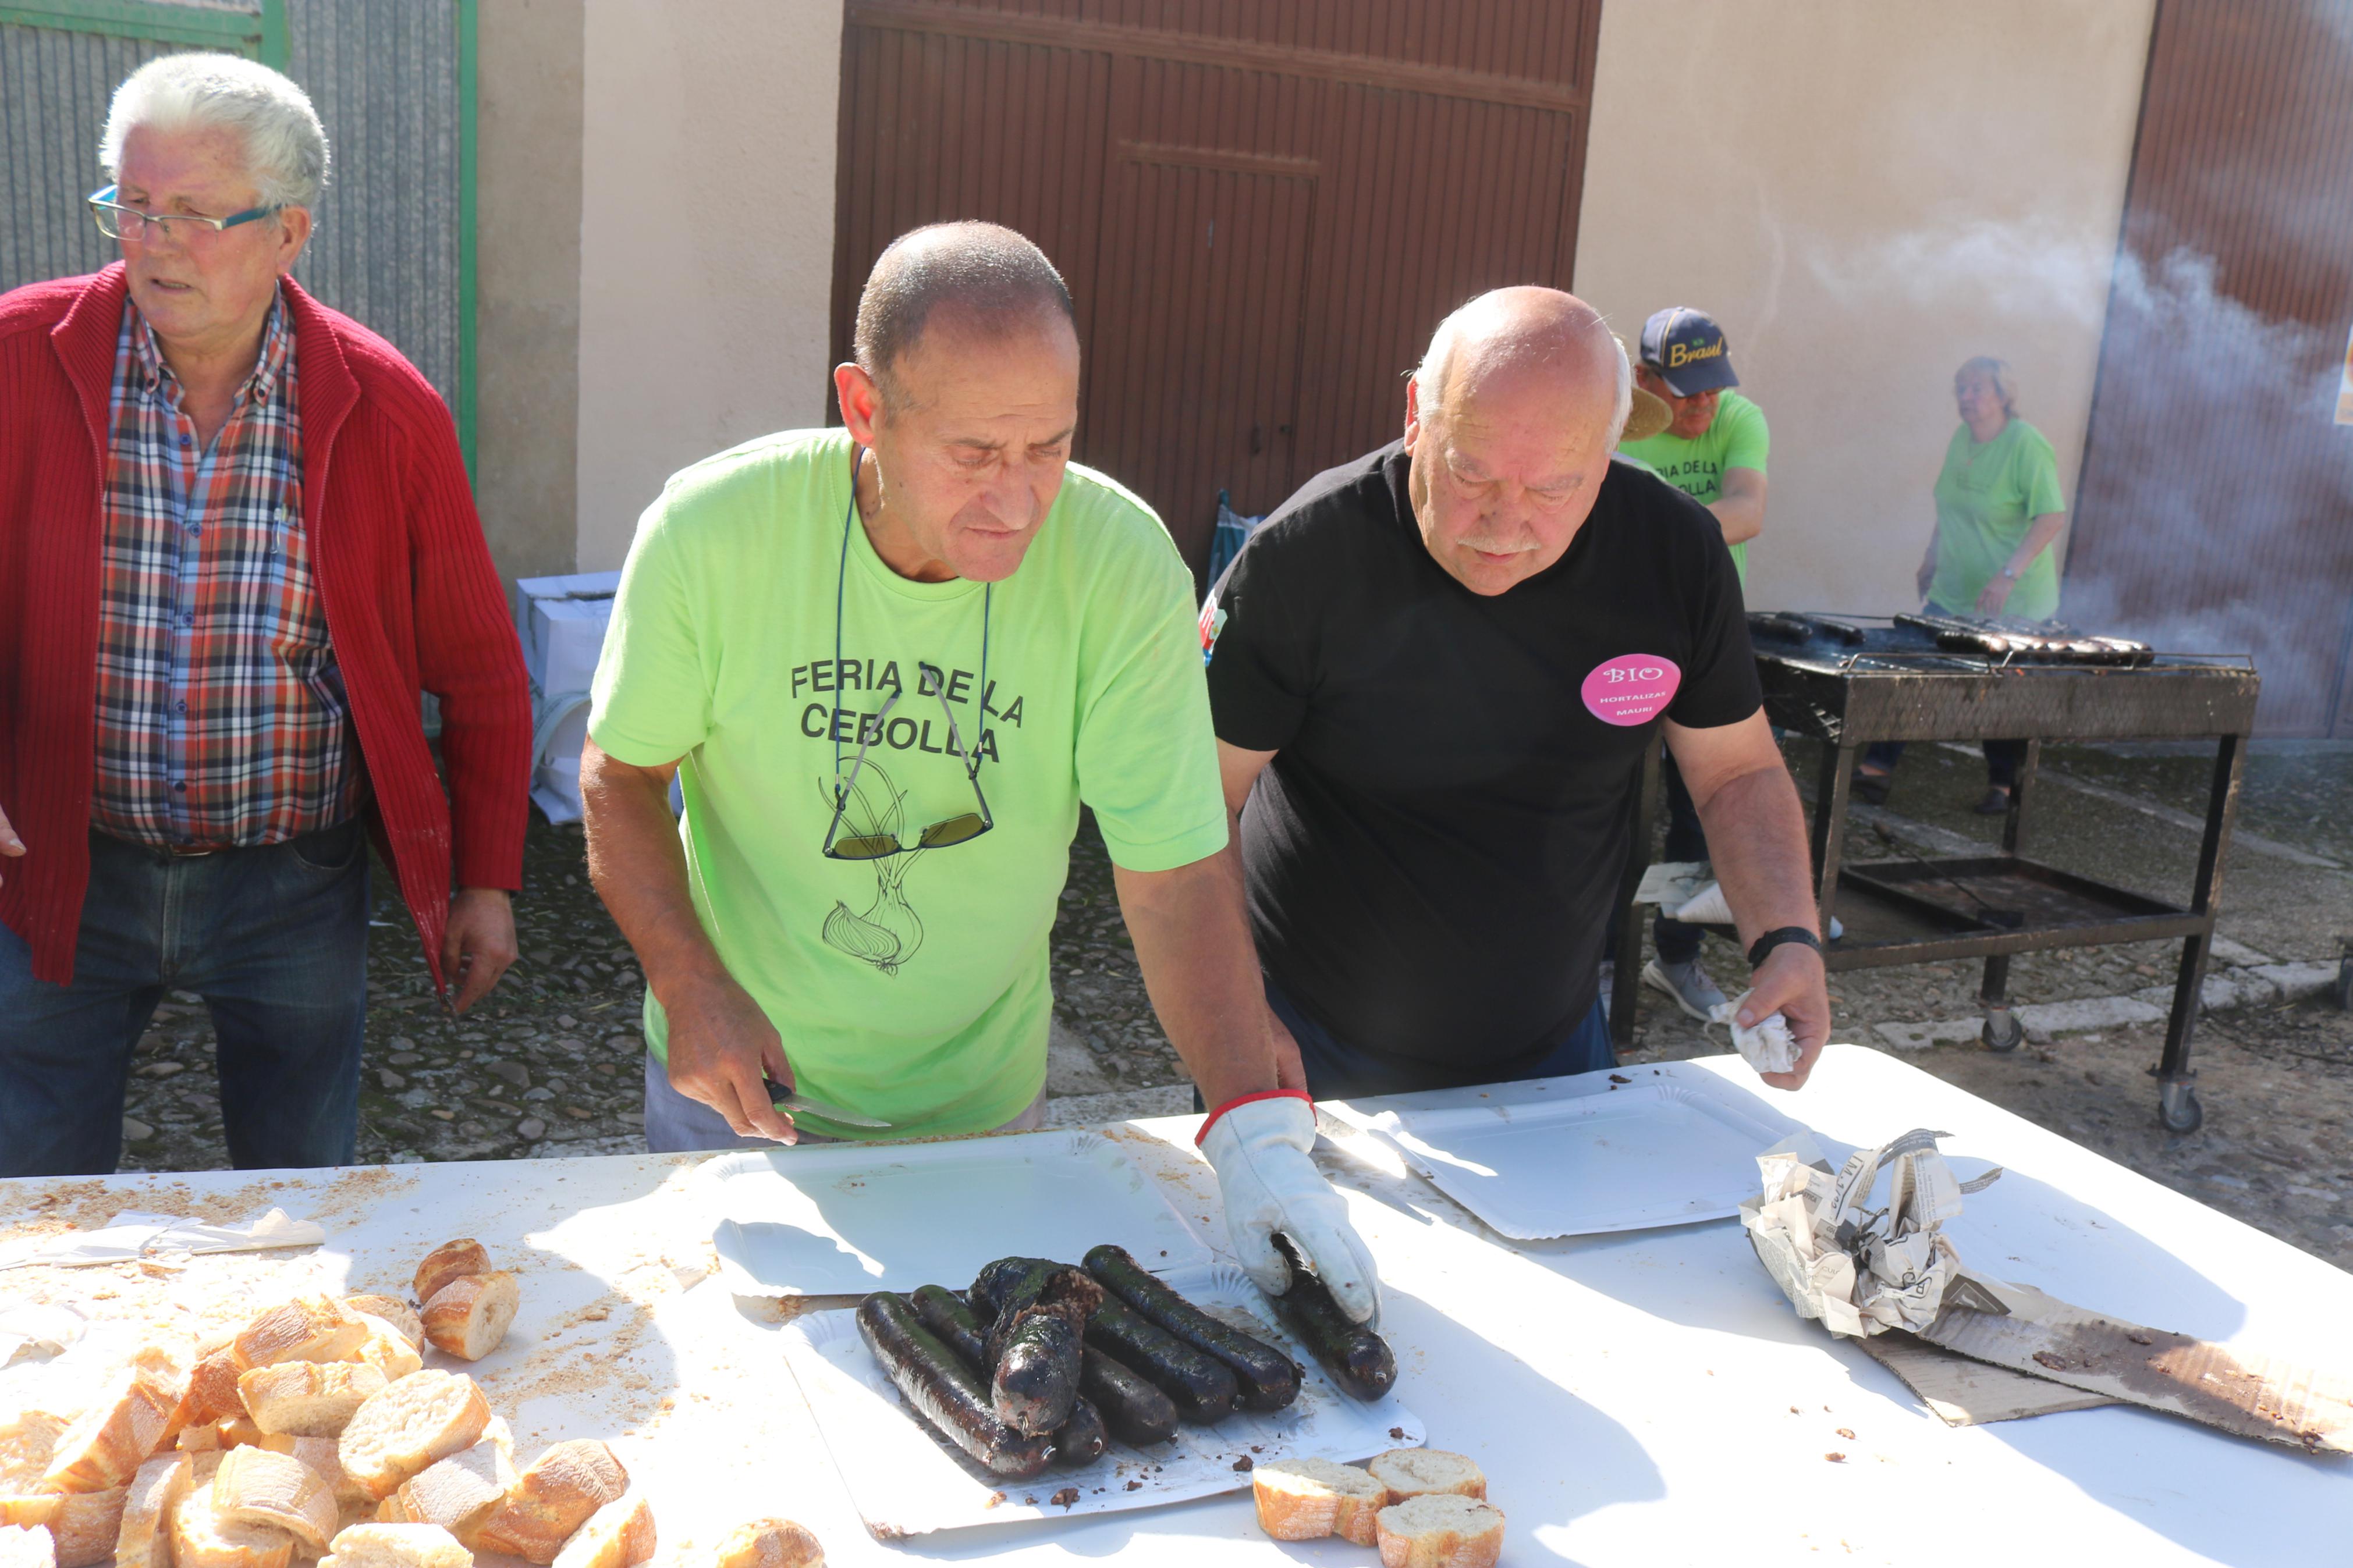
<box><xmin>1613</xmin><ymin>308</ymin><xmax>1770</xmax><ymax>1022</ymax></box>
<box><xmin>1855</xmin><ymin>356</ymin><xmax>2068</xmax><ymax>815</ymax></box>
<box><xmin>580</xmin><ymin>221</ymin><xmax>1379</xmax><ymax>1325</ymax></box>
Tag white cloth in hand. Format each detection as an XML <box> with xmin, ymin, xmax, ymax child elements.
<box><xmin>1199</xmin><ymin>1093</ymin><xmax>1382</xmax><ymax>1327</ymax></box>
<box><xmin>1714</xmin><ymin>990</ymin><xmax>1797</xmax><ymax>1075</ymax></box>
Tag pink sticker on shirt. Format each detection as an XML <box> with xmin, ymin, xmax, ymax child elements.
<box><xmin>1581</xmin><ymin>653</ymin><xmax>1683</xmax><ymax>726</ymax></box>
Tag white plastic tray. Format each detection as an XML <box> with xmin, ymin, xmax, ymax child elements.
<box><xmin>701</xmin><ymin>1127</ymin><xmax>1209</xmax><ymax>1296</ymax></box>
<box><xmin>778</xmin><ymin>1260</ymin><xmax>1424</xmax><ymax>1539</ymax></box>
<box><xmin>1333</xmin><ymin>1063</ymin><xmax>1802</xmax><ymax>1239</ymax></box>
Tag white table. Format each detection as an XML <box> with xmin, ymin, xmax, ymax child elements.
<box><xmin>2</xmin><ymin>1046</ymin><xmax>2344</xmax><ymax>1565</ymax></box>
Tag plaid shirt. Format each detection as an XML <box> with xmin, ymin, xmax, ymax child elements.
<box><xmin>90</xmin><ymin>291</ymin><xmax>361</xmax><ymax>849</ymax></box>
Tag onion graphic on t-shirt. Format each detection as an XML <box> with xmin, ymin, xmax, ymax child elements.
<box><xmin>817</xmin><ymin>762</ymin><xmax>928</xmax><ymax>975</ymax></box>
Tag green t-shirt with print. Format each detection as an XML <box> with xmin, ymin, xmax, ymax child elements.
<box><xmin>588</xmin><ymin>428</ymin><xmax>1228</xmax><ymax>1140</ymax></box>
<box><xmin>1926</xmin><ymin>418</ymin><xmax>2067</xmax><ymax>622</ymax></box>
<box><xmin>1616</xmin><ymin>389</ymin><xmax>1769</xmax><ymax>581</ymax></box>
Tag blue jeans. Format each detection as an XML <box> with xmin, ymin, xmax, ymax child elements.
<box><xmin>0</xmin><ymin>823</ymin><xmax>370</xmax><ymax>1176</ymax></box>
<box><xmin>1261</xmin><ymin>975</ymin><xmax>1616</xmax><ymax>1103</ymax></box>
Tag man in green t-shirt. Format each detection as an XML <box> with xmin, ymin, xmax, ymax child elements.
<box><xmin>1613</xmin><ymin>308</ymin><xmax>1770</xmax><ymax>1023</ymax></box>
<box><xmin>580</xmin><ymin>222</ymin><xmax>1378</xmax><ymax>1324</ymax></box>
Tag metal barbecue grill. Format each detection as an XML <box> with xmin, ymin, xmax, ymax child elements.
<box><xmin>1607</xmin><ymin>613</ymin><xmax>2261</xmax><ymax>1132</ymax></box>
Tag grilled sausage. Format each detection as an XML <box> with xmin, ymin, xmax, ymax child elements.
<box><xmin>911</xmin><ymin>1283</ymin><xmax>990</xmax><ymax>1367</ymax></box>
<box><xmin>1049</xmin><ymin>1395</ymin><xmax>1108</xmax><ymax>1467</ymax></box>
<box><xmin>1085</xmin><ymin>1243</ymin><xmax>1301</xmax><ymax>1413</ymax></box>
<box><xmin>855</xmin><ymin>1292</ymin><xmax>1053</xmax><ymax>1478</ymax></box>
<box><xmin>1078</xmin><ymin>1347</ymin><xmax>1180</xmax><ymax>1445</ymax></box>
<box><xmin>1083</xmin><ymin>1296</ymin><xmax>1237</xmax><ymax>1424</ymax></box>
<box><xmin>1268</xmin><ymin>1235</ymin><xmax>1396</xmax><ymax>1402</ymax></box>
<box><xmin>993</xmin><ymin>1310</ymin><xmax>1081</xmax><ymax>1435</ymax></box>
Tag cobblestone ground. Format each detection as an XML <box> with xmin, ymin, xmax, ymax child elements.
<box><xmin>114</xmin><ymin>742</ymin><xmax>2353</xmax><ymax>1272</ymax></box>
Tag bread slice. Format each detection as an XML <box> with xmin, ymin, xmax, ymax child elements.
<box><xmin>1251</xmin><ymin>1457</ymin><xmax>1387</xmax><ymax>1545</ymax></box>
<box><xmin>112</xmin><ymin>1454</ymin><xmax>190</xmax><ymax>1568</ymax></box>
<box><xmin>1375</xmin><ymin>1495</ymin><xmax>1504</xmax><ymax>1568</ymax></box>
<box><xmin>318</xmin><ymin>1524</ymin><xmax>469</xmax><ymax>1568</ymax></box>
<box><xmin>6</xmin><ymin>1490</ymin><xmax>121</xmax><ymax>1568</ymax></box>
<box><xmin>40</xmin><ymin>1368</ymin><xmax>179</xmax><ymax>1492</ymax></box>
<box><xmin>0</xmin><ymin>1526</ymin><xmax>54</xmax><ymax>1568</ymax></box>
<box><xmin>235</xmin><ymin>1302</ymin><xmax>368</xmax><ymax>1374</ymax></box>
<box><xmin>377</xmin><ymin>1441</ymin><xmax>512</xmax><ymax>1548</ymax></box>
<box><xmin>1365</xmin><ymin>1449</ymin><xmax>1486</xmax><ymax>1502</ymax></box>
<box><xmin>168</xmin><ymin>1481</ymin><xmax>292</xmax><ymax>1568</ymax></box>
<box><xmin>337</xmin><ymin>1376</ymin><xmax>490</xmax><ymax>1503</ymax></box>
<box><xmin>214</xmin><ymin>1450</ymin><xmax>337</xmax><ymax>1555</ymax></box>
<box><xmin>547</xmin><ymin>1495</ymin><xmax>651</xmax><ymax>1568</ymax></box>
<box><xmin>418</xmin><ymin>1278</ymin><xmax>516</xmax><ymax>1366</ymax></box>
<box><xmin>343</xmin><ymin>1324</ymin><xmax>421</xmax><ymax>1388</ymax></box>
<box><xmin>257</xmin><ymin>1442</ymin><xmax>361</xmax><ymax>1510</ymax></box>
<box><xmin>238</xmin><ymin>1366</ymin><xmax>387</xmax><ymax>1439</ymax></box>
<box><xmin>410</xmin><ymin>1246</ymin><xmax>489</xmax><ymax>1309</ymax></box>
<box><xmin>469</xmin><ymin>1444</ymin><xmax>623</xmax><ymax>1566</ymax></box>
<box><xmin>214</xmin><ymin>1421</ymin><xmax>264</xmax><ymax>1452</ymax></box>
<box><xmin>184</xmin><ymin>1351</ymin><xmax>250</xmax><ymax>1430</ymax></box>
<box><xmin>337</xmin><ymin>1304</ymin><xmax>421</xmax><ymax>1354</ymax></box>
<box><xmin>710</xmin><ymin>1519</ymin><xmax>824</xmax><ymax>1568</ymax></box>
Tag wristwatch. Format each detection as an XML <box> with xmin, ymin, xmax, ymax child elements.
<box><xmin>1746</xmin><ymin>926</ymin><xmax>1822</xmax><ymax>968</ymax></box>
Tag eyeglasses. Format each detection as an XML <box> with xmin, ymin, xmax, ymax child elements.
<box><xmin>87</xmin><ymin>184</ymin><xmax>281</xmax><ymax>243</ymax></box>
<box><xmin>819</xmin><ymin>445</ymin><xmax>995</xmax><ymax>861</ymax></box>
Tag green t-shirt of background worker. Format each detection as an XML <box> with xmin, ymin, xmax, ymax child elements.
<box><xmin>1926</xmin><ymin>417</ymin><xmax>2067</xmax><ymax>621</ymax></box>
<box><xmin>1617</xmin><ymin>389</ymin><xmax>1769</xmax><ymax>581</ymax></box>
<box><xmin>587</xmin><ymin>428</ymin><xmax>1229</xmax><ymax>1140</ymax></box>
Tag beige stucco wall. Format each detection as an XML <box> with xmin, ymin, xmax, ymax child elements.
<box><xmin>573</xmin><ymin>0</ymin><xmax>844</xmax><ymax>570</ymax></box>
<box><xmin>474</xmin><ymin>0</ymin><xmax>584</xmax><ymax>585</ymax></box>
<box><xmin>1574</xmin><ymin>1</ymin><xmax>2156</xmax><ymax>616</ymax></box>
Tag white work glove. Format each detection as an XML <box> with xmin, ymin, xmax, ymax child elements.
<box><xmin>1198</xmin><ymin>1091</ymin><xmax>1382</xmax><ymax>1327</ymax></box>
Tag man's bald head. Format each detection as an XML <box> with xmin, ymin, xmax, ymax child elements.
<box><xmin>1413</xmin><ymin>286</ymin><xmax>1631</xmax><ymax>443</ymax></box>
<box><xmin>854</xmin><ymin>221</ymin><xmax>1076</xmax><ymax>407</ymax></box>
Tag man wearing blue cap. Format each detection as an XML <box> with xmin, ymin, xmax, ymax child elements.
<box><xmin>1615</xmin><ymin>308</ymin><xmax>1769</xmax><ymax>1023</ymax></box>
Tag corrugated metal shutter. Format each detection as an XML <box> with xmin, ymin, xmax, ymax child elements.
<box><xmin>832</xmin><ymin>0</ymin><xmax>1602</xmax><ymax>573</ymax></box>
<box><xmin>0</xmin><ymin>22</ymin><xmax>183</xmax><ymax>290</ymax></box>
<box><xmin>2069</xmin><ymin>0</ymin><xmax>2353</xmax><ymax>736</ymax></box>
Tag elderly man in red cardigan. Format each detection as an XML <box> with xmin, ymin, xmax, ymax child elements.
<box><xmin>0</xmin><ymin>54</ymin><xmax>531</xmax><ymax>1176</ymax></box>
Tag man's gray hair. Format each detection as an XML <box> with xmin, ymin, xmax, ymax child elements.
<box><xmin>100</xmin><ymin>52</ymin><xmax>329</xmax><ymax>210</ymax></box>
<box><xmin>854</xmin><ymin>221</ymin><xmax>1074</xmax><ymax>404</ymax></box>
<box><xmin>1414</xmin><ymin>297</ymin><xmax>1634</xmax><ymax>445</ymax></box>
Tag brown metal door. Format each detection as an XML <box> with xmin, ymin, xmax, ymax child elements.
<box><xmin>831</xmin><ymin>0</ymin><xmax>1602</xmax><ymax>572</ymax></box>
<box><xmin>2068</xmin><ymin>0</ymin><xmax>2353</xmax><ymax>736</ymax></box>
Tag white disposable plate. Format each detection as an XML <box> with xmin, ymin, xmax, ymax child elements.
<box><xmin>700</xmin><ymin>1127</ymin><xmax>1209</xmax><ymax>1296</ymax></box>
<box><xmin>1337</xmin><ymin>1064</ymin><xmax>1801</xmax><ymax>1239</ymax></box>
<box><xmin>779</xmin><ymin>1261</ymin><xmax>1424</xmax><ymax>1539</ymax></box>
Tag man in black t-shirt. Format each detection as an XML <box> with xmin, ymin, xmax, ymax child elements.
<box><xmin>1202</xmin><ymin>287</ymin><xmax>1827</xmax><ymax>1098</ymax></box>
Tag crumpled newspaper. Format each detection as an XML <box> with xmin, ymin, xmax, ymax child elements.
<box><xmin>1710</xmin><ymin>990</ymin><xmax>1797</xmax><ymax>1076</ymax></box>
<box><xmin>1740</xmin><ymin>1129</ymin><xmax>2004</xmax><ymax>1337</ymax></box>
<box><xmin>0</xmin><ymin>1208</ymin><xmax>322</xmax><ymax>1272</ymax></box>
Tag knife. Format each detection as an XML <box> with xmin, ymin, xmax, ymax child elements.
<box><xmin>761</xmin><ymin>1076</ymin><xmax>892</xmax><ymax>1129</ymax></box>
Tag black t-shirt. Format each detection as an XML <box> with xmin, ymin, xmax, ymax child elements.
<box><xmin>1205</xmin><ymin>442</ymin><xmax>1761</xmax><ymax>1087</ymax></box>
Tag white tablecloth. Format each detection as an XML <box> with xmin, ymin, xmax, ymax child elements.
<box><xmin>1</xmin><ymin>1045</ymin><xmax>2343</xmax><ymax>1565</ymax></box>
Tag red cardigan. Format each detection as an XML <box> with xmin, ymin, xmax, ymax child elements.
<box><xmin>0</xmin><ymin>265</ymin><xmax>530</xmax><ymax>990</ymax></box>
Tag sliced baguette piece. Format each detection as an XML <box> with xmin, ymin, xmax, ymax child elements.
<box><xmin>417</xmin><ymin>1279</ymin><xmax>516</xmax><ymax>1367</ymax></box>
<box><xmin>237</xmin><ymin>1367</ymin><xmax>386</xmax><ymax>1441</ymax></box>
<box><xmin>0</xmin><ymin>1503</ymin><xmax>60</xmax><ymax>1530</ymax></box>
<box><xmin>379</xmin><ymin>1441</ymin><xmax>512</xmax><ymax>1549</ymax></box>
<box><xmin>184</xmin><ymin>1353</ymin><xmax>249</xmax><ymax>1430</ymax></box>
<box><xmin>410</xmin><ymin>1247</ymin><xmax>489</xmax><ymax>1310</ymax></box>
<box><xmin>709</xmin><ymin>1518</ymin><xmax>822</xmax><ymax>1568</ymax></box>
<box><xmin>214</xmin><ymin>1450</ymin><xmax>336</xmax><ymax>1556</ymax></box>
<box><xmin>337</xmin><ymin>1377</ymin><xmax>489</xmax><ymax>1503</ymax></box>
<box><xmin>336</xmin><ymin>1306</ymin><xmax>420</xmax><ymax>1355</ymax></box>
<box><xmin>38</xmin><ymin>1489</ymin><xmax>123</xmax><ymax>1568</ymax></box>
<box><xmin>234</xmin><ymin>1302</ymin><xmax>368</xmax><ymax>1374</ymax></box>
<box><xmin>1251</xmin><ymin>1457</ymin><xmax>1387</xmax><ymax>1545</ymax></box>
<box><xmin>114</xmin><ymin>1454</ymin><xmax>191</xmax><ymax>1568</ymax></box>
<box><xmin>257</xmin><ymin>1444</ymin><xmax>360</xmax><ymax>1511</ymax></box>
<box><xmin>0</xmin><ymin>1412</ymin><xmax>71</xmax><ymax>1493</ymax></box>
<box><xmin>214</xmin><ymin>1422</ymin><xmax>264</xmax><ymax>1453</ymax></box>
<box><xmin>319</xmin><ymin>1525</ymin><xmax>469</xmax><ymax>1568</ymax></box>
<box><xmin>1364</xmin><ymin>1449</ymin><xmax>1486</xmax><ymax>1503</ymax></box>
<box><xmin>40</xmin><ymin>1368</ymin><xmax>179</xmax><ymax>1492</ymax></box>
<box><xmin>343</xmin><ymin>1326</ymin><xmax>419</xmax><ymax>1390</ymax></box>
<box><xmin>469</xmin><ymin>1445</ymin><xmax>622</xmax><ymax>1567</ymax></box>
<box><xmin>547</xmin><ymin>1495</ymin><xmax>650</xmax><ymax>1568</ymax></box>
<box><xmin>168</xmin><ymin>1481</ymin><xmax>292</xmax><ymax>1568</ymax></box>
<box><xmin>0</xmin><ymin>1526</ymin><xmax>54</xmax><ymax>1568</ymax></box>
<box><xmin>173</xmin><ymin>1432</ymin><xmax>220</xmax><ymax>1457</ymax></box>
<box><xmin>1375</xmin><ymin>1495</ymin><xmax>1504</xmax><ymax>1568</ymax></box>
